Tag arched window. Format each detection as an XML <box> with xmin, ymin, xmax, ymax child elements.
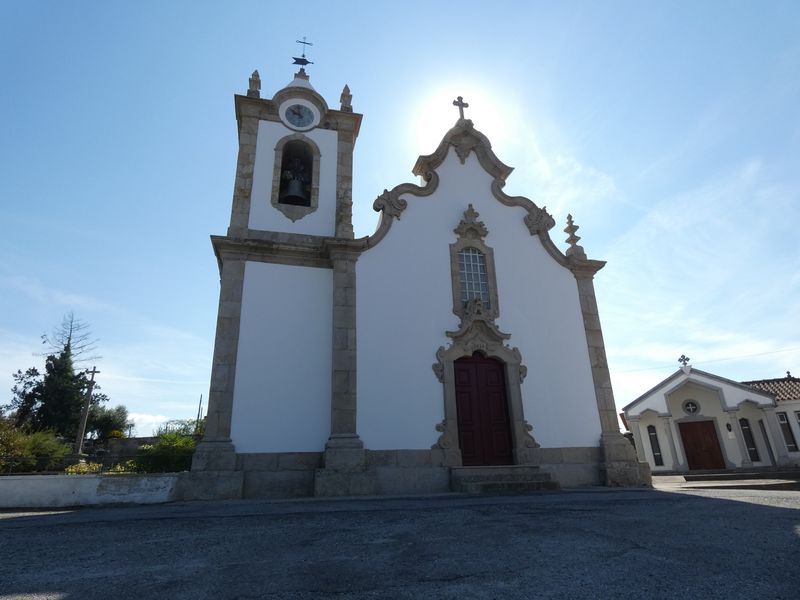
<box><xmin>458</xmin><ymin>247</ymin><xmax>490</xmax><ymax>309</ymax></box>
<box><xmin>278</xmin><ymin>140</ymin><xmax>312</xmax><ymax>207</ymax></box>
<box><xmin>450</xmin><ymin>205</ymin><xmax>499</xmax><ymax>319</ymax></box>
<box><xmin>647</xmin><ymin>425</ymin><xmax>664</xmax><ymax>466</ymax></box>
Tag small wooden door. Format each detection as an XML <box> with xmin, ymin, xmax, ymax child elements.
<box><xmin>678</xmin><ymin>421</ymin><xmax>726</xmax><ymax>470</ymax></box>
<box><xmin>454</xmin><ymin>353</ymin><xmax>513</xmax><ymax>466</ymax></box>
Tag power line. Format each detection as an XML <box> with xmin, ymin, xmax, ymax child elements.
<box><xmin>616</xmin><ymin>346</ymin><xmax>800</xmax><ymax>374</ymax></box>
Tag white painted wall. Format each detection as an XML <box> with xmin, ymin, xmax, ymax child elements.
<box><xmin>249</xmin><ymin>120</ymin><xmax>337</xmax><ymax>236</ymax></box>
<box><xmin>231</xmin><ymin>261</ymin><xmax>332</xmax><ymax>452</ymax></box>
<box><xmin>630</xmin><ymin>377</ymin><xmax>779</xmax><ymax>471</ymax></box>
<box><xmin>628</xmin><ymin>370</ymin><xmax>774</xmax><ymax>416</ymax></box>
<box><xmin>357</xmin><ymin>150</ymin><xmax>601</xmax><ymax>450</ymax></box>
<box><xmin>0</xmin><ymin>475</ymin><xmax>179</xmax><ymax>508</ymax></box>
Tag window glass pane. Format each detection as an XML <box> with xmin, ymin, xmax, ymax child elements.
<box><xmin>739</xmin><ymin>418</ymin><xmax>760</xmax><ymax>462</ymax></box>
<box><xmin>777</xmin><ymin>412</ymin><xmax>798</xmax><ymax>452</ymax></box>
<box><xmin>647</xmin><ymin>425</ymin><xmax>664</xmax><ymax>466</ymax></box>
<box><xmin>458</xmin><ymin>248</ymin><xmax>490</xmax><ymax>308</ymax></box>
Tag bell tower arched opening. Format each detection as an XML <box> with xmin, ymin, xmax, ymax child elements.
<box><xmin>278</xmin><ymin>140</ymin><xmax>313</xmax><ymax>207</ymax></box>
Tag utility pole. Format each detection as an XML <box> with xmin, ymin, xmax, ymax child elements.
<box><xmin>73</xmin><ymin>366</ymin><xmax>100</xmax><ymax>455</ymax></box>
<box><xmin>195</xmin><ymin>394</ymin><xmax>203</xmax><ymax>435</ymax></box>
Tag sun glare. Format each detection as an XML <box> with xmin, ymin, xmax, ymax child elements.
<box><xmin>409</xmin><ymin>84</ymin><xmax>520</xmax><ymax>158</ymax></box>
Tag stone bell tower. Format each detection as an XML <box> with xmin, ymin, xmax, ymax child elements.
<box><xmin>223</xmin><ymin>66</ymin><xmax>360</xmax><ymax>239</ymax></box>
<box><xmin>190</xmin><ymin>61</ymin><xmax>363</xmax><ymax>493</ymax></box>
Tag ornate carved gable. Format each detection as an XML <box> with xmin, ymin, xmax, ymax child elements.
<box><xmin>413</xmin><ymin>119</ymin><xmax>512</xmax><ymax>179</ymax></box>
<box><xmin>410</xmin><ymin>119</ymin><xmax>556</xmax><ymax>237</ymax></box>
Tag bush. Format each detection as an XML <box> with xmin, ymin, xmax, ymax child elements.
<box><xmin>21</xmin><ymin>431</ymin><xmax>70</xmax><ymax>471</ymax></box>
<box><xmin>0</xmin><ymin>418</ymin><xmax>27</xmax><ymax>473</ymax></box>
<box><xmin>64</xmin><ymin>462</ymin><xmax>102</xmax><ymax>475</ymax></box>
<box><xmin>133</xmin><ymin>432</ymin><xmax>196</xmax><ymax>473</ymax></box>
<box><xmin>0</xmin><ymin>423</ymin><xmax>70</xmax><ymax>473</ymax></box>
<box><xmin>107</xmin><ymin>460</ymin><xmax>137</xmax><ymax>474</ymax></box>
<box><xmin>108</xmin><ymin>429</ymin><xmax>124</xmax><ymax>439</ymax></box>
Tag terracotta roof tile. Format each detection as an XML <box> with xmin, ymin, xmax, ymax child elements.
<box><xmin>742</xmin><ymin>375</ymin><xmax>800</xmax><ymax>402</ymax></box>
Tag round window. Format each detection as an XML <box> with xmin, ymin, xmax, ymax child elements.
<box><xmin>683</xmin><ymin>400</ymin><xmax>699</xmax><ymax>415</ymax></box>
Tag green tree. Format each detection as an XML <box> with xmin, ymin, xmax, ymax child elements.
<box><xmin>30</xmin><ymin>346</ymin><xmax>86</xmax><ymax>438</ymax></box>
<box><xmin>3</xmin><ymin>314</ymin><xmax>116</xmax><ymax>441</ymax></box>
<box><xmin>87</xmin><ymin>404</ymin><xmax>130</xmax><ymax>441</ymax></box>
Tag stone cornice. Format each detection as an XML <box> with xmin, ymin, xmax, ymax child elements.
<box><xmin>565</xmin><ymin>256</ymin><xmax>606</xmax><ymax>278</ymax></box>
<box><xmin>211</xmin><ymin>234</ymin><xmax>332</xmax><ymax>270</ymax></box>
<box><xmin>234</xmin><ymin>94</ymin><xmax>362</xmax><ymax>138</ymax></box>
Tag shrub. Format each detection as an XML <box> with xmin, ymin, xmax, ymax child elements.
<box><xmin>64</xmin><ymin>462</ymin><xmax>102</xmax><ymax>475</ymax></box>
<box><xmin>0</xmin><ymin>418</ymin><xmax>27</xmax><ymax>473</ymax></box>
<box><xmin>108</xmin><ymin>429</ymin><xmax>124</xmax><ymax>439</ymax></box>
<box><xmin>22</xmin><ymin>431</ymin><xmax>71</xmax><ymax>471</ymax></box>
<box><xmin>133</xmin><ymin>432</ymin><xmax>196</xmax><ymax>473</ymax></box>
<box><xmin>107</xmin><ymin>460</ymin><xmax>137</xmax><ymax>474</ymax></box>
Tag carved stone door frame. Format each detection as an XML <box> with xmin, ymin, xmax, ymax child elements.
<box><xmin>432</xmin><ymin>300</ymin><xmax>539</xmax><ymax>467</ymax></box>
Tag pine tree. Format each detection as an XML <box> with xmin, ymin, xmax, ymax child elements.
<box><xmin>4</xmin><ymin>315</ymin><xmax>116</xmax><ymax>440</ymax></box>
<box><xmin>30</xmin><ymin>345</ymin><xmax>86</xmax><ymax>439</ymax></box>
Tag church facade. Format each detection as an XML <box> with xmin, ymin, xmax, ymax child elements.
<box><xmin>189</xmin><ymin>66</ymin><xmax>649</xmax><ymax>499</ymax></box>
<box><xmin>623</xmin><ymin>366</ymin><xmax>800</xmax><ymax>473</ymax></box>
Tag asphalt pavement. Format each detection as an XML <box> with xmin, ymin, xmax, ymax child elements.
<box><xmin>1</xmin><ymin>486</ymin><xmax>798</xmax><ymax>599</ymax></box>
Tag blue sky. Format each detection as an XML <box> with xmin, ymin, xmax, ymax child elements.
<box><xmin>1</xmin><ymin>1</ymin><xmax>798</xmax><ymax>434</ymax></box>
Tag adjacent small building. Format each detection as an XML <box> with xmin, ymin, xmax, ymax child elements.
<box><xmin>623</xmin><ymin>367</ymin><xmax>800</xmax><ymax>472</ymax></box>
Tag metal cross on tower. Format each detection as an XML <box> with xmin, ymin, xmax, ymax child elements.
<box><xmin>453</xmin><ymin>96</ymin><xmax>469</xmax><ymax>120</ymax></box>
<box><xmin>293</xmin><ymin>37</ymin><xmax>314</xmax><ymax>66</ymax></box>
<box><xmin>678</xmin><ymin>354</ymin><xmax>690</xmax><ymax>367</ymax></box>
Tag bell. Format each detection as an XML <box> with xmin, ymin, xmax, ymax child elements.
<box><xmin>280</xmin><ymin>179</ymin><xmax>309</xmax><ymax>206</ymax></box>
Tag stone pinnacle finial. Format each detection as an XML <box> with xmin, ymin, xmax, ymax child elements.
<box><xmin>340</xmin><ymin>84</ymin><xmax>352</xmax><ymax>112</ymax></box>
<box><xmin>247</xmin><ymin>70</ymin><xmax>261</xmax><ymax>98</ymax></box>
<box><xmin>564</xmin><ymin>214</ymin><xmax>586</xmax><ymax>258</ymax></box>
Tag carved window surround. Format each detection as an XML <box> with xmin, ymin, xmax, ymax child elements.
<box><xmin>450</xmin><ymin>204</ymin><xmax>499</xmax><ymax>320</ymax></box>
<box><xmin>271</xmin><ymin>133</ymin><xmax>321</xmax><ymax>222</ymax></box>
<box><xmin>432</xmin><ymin>305</ymin><xmax>539</xmax><ymax>467</ymax></box>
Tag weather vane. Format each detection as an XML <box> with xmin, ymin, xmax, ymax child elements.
<box><xmin>293</xmin><ymin>37</ymin><xmax>314</xmax><ymax>66</ymax></box>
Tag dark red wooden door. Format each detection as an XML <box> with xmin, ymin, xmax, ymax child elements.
<box><xmin>454</xmin><ymin>353</ymin><xmax>513</xmax><ymax>466</ymax></box>
<box><xmin>678</xmin><ymin>421</ymin><xmax>726</xmax><ymax>470</ymax></box>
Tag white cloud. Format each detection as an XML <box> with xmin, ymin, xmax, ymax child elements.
<box><xmin>600</xmin><ymin>158</ymin><xmax>800</xmax><ymax>410</ymax></box>
<box><xmin>128</xmin><ymin>412</ymin><xmax>171</xmax><ymax>437</ymax></box>
<box><xmin>0</xmin><ymin>274</ymin><xmax>119</xmax><ymax>313</ymax></box>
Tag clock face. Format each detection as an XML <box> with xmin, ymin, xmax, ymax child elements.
<box><xmin>285</xmin><ymin>103</ymin><xmax>315</xmax><ymax>129</ymax></box>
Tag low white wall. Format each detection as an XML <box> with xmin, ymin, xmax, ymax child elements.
<box><xmin>0</xmin><ymin>474</ymin><xmax>180</xmax><ymax>508</ymax></box>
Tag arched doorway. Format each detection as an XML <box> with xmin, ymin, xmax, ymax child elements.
<box><xmin>454</xmin><ymin>352</ymin><xmax>513</xmax><ymax>466</ymax></box>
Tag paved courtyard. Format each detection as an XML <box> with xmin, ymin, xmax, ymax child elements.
<box><xmin>1</xmin><ymin>485</ymin><xmax>799</xmax><ymax>599</ymax></box>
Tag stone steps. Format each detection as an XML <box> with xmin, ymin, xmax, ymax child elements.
<box><xmin>450</xmin><ymin>465</ymin><xmax>560</xmax><ymax>494</ymax></box>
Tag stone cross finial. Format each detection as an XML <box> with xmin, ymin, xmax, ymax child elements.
<box><xmin>564</xmin><ymin>214</ymin><xmax>586</xmax><ymax>258</ymax></box>
<box><xmin>340</xmin><ymin>84</ymin><xmax>352</xmax><ymax>112</ymax></box>
<box><xmin>453</xmin><ymin>96</ymin><xmax>469</xmax><ymax>120</ymax></box>
<box><xmin>678</xmin><ymin>355</ymin><xmax>690</xmax><ymax>367</ymax></box>
<box><xmin>247</xmin><ymin>70</ymin><xmax>261</xmax><ymax>98</ymax></box>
